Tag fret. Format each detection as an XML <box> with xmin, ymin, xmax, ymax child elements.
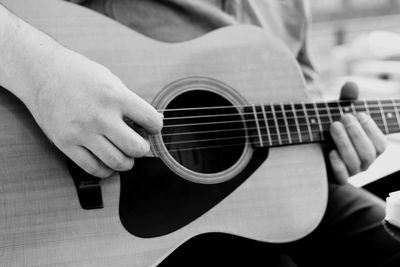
<box><xmin>381</xmin><ymin>99</ymin><xmax>400</xmax><ymax>134</ymax></box>
<box><xmin>327</xmin><ymin>101</ymin><xmax>342</xmax><ymax>121</ymax></box>
<box><xmin>273</xmin><ymin>104</ymin><xmax>291</xmax><ymax>145</ymax></box>
<box><xmin>316</xmin><ymin>102</ymin><xmax>332</xmax><ymax>133</ymax></box>
<box><xmin>305</xmin><ymin>103</ymin><xmax>322</xmax><ymax>141</ymax></box>
<box><xmin>377</xmin><ymin>100</ymin><xmax>389</xmax><ymax>134</ymax></box>
<box><xmin>340</xmin><ymin>101</ymin><xmax>352</xmax><ymax>114</ymax></box>
<box><xmin>363</xmin><ymin>100</ymin><xmax>370</xmax><ymax>115</ymax></box>
<box><xmin>339</xmin><ymin>103</ymin><xmax>344</xmax><ymax>116</ymax></box>
<box><xmin>283</xmin><ymin>103</ymin><xmax>301</xmax><ymax>144</ymax></box>
<box><xmin>313</xmin><ymin>102</ymin><xmax>324</xmax><ymax>140</ymax></box>
<box><xmin>291</xmin><ymin>102</ymin><xmax>302</xmax><ymax>143</ymax></box>
<box><xmin>351</xmin><ymin>102</ymin><xmax>356</xmax><ymax>113</ymax></box>
<box><xmin>353</xmin><ymin>100</ymin><xmax>368</xmax><ymax>114</ymax></box>
<box><xmin>324</xmin><ymin>102</ymin><xmax>333</xmax><ymax>123</ymax></box>
<box><xmin>294</xmin><ymin>103</ymin><xmax>312</xmax><ymax>143</ymax></box>
<box><xmin>365</xmin><ymin>100</ymin><xmax>385</xmax><ymax>133</ymax></box>
<box><xmin>252</xmin><ymin>104</ymin><xmax>264</xmax><ymax>147</ymax></box>
<box><xmin>264</xmin><ymin>104</ymin><xmax>280</xmax><ymax>146</ymax></box>
<box><xmin>392</xmin><ymin>98</ymin><xmax>400</xmax><ymax>132</ymax></box>
<box><xmin>271</xmin><ymin>105</ymin><xmax>282</xmax><ymax>145</ymax></box>
<box><xmin>281</xmin><ymin>103</ymin><xmax>292</xmax><ymax>144</ymax></box>
<box><xmin>302</xmin><ymin>103</ymin><xmax>314</xmax><ymax>142</ymax></box>
<box><xmin>261</xmin><ymin>105</ymin><xmax>272</xmax><ymax>146</ymax></box>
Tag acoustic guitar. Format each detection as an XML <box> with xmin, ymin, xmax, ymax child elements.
<box><xmin>1</xmin><ymin>0</ymin><xmax>399</xmax><ymax>266</ymax></box>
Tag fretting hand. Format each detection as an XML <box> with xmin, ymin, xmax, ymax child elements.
<box><xmin>328</xmin><ymin>82</ymin><xmax>387</xmax><ymax>183</ymax></box>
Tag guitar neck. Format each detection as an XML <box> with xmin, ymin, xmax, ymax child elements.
<box><xmin>244</xmin><ymin>99</ymin><xmax>400</xmax><ymax>147</ymax></box>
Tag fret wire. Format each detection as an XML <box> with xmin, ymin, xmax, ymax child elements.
<box><xmin>313</xmin><ymin>102</ymin><xmax>324</xmax><ymax>141</ymax></box>
<box><xmin>281</xmin><ymin>103</ymin><xmax>292</xmax><ymax>144</ymax></box>
<box><xmin>392</xmin><ymin>98</ymin><xmax>400</xmax><ymax>131</ymax></box>
<box><xmin>252</xmin><ymin>104</ymin><xmax>264</xmax><ymax>147</ymax></box>
<box><xmin>338</xmin><ymin>102</ymin><xmax>344</xmax><ymax>116</ymax></box>
<box><xmin>350</xmin><ymin>102</ymin><xmax>356</xmax><ymax>114</ymax></box>
<box><xmin>291</xmin><ymin>102</ymin><xmax>302</xmax><ymax>143</ymax></box>
<box><xmin>302</xmin><ymin>102</ymin><xmax>314</xmax><ymax>142</ymax></box>
<box><xmin>324</xmin><ymin>102</ymin><xmax>333</xmax><ymax>123</ymax></box>
<box><xmin>363</xmin><ymin>100</ymin><xmax>370</xmax><ymax>115</ymax></box>
<box><xmin>261</xmin><ymin>105</ymin><xmax>272</xmax><ymax>146</ymax></box>
<box><xmin>271</xmin><ymin>105</ymin><xmax>282</xmax><ymax>145</ymax></box>
<box><xmin>377</xmin><ymin>100</ymin><xmax>389</xmax><ymax>134</ymax></box>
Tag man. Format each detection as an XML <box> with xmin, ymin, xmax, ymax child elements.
<box><xmin>0</xmin><ymin>0</ymin><xmax>399</xmax><ymax>266</ymax></box>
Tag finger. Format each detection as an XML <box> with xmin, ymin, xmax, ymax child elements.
<box><xmin>340</xmin><ymin>81</ymin><xmax>359</xmax><ymax>101</ymax></box>
<box><xmin>341</xmin><ymin>114</ymin><xmax>376</xmax><ymax>171</ymax></box>
<box><xmin>104</xmin><ymin>119</ymin><xmax>150</xmax><ymax>158</ymax></box>
<box><xmin>85</xmin><ymin>136</ymin><xmax>135</xmax><ymax>171</ymax></box>
<box><xmin>329</xmin><ymin>149</ymin><xmax>349</xmax><ymax>184</ymax></box>
<box><xmin>330</xmin><ymin>121</ymin><xmax>361</xmax><ymax>175</ymax></box>
<box><xmin>64</xmin><ymin>146</ymin><xmax>114</xmax><ymax>178</ymax></box>
<box><xmin>119</xmin><ymin>90</ymin><xmax>163</xmax><ymax>134</ymax></box>
<box><xmin>355</xmin><ymin>112</ymin><xmax>387</xmax><ymax>156</ymax></box>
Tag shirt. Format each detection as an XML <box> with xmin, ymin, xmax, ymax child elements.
<box><xmin>66</xmin><ymin>0</ymin><xmax>321</xmax><ymax>98</ymax></box>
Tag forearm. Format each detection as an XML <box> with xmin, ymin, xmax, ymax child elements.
<box><xmin>0</xmin><ymin>4</ymin><xmax>63</xmax><ymax>105</ymax></box>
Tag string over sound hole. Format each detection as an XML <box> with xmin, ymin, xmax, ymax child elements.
<box><xmin>162</xmin><ymin>90</ymin><xmax>246</xmax><ymax>174</ymax></box>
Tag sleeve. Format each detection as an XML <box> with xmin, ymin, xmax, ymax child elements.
<box><xmin>296</xmin><ymin>0</ymin><xmax>324</xmax><ymax>101</ymax></box>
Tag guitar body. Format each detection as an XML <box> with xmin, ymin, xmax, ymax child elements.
<box><xmin>0</xmin><ymin>0</ymin><xmax>327</xmax><ymax>266</ymax></box>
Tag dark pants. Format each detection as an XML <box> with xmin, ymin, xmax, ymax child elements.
<box><xmin>160</xmin><ymin>183</ymin><xmax>400</xmax><ymax>266</ymax></box>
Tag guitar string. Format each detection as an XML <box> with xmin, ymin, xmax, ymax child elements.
<box><xmin>160</xmin><ymin>110</ymin><xmax>398</xmax><ymax>129</ymax></box>
<box><xmin>155</xmin><ymin>99</ymin><xmax>400</xmax><ymax>112</ymax></box>
<box><xmin>162</xmin><ymin>104</ymin><xmax>400</xmax><ymax>121</ymax></box>
<box><xmin>151</xmin><ymin>117</ymin><xmax>399</xmax><ymax>154</ymax></box>
<box><xmin>156</xmin><ymin>120</ymin><xmax>398</xmax><ymax>148</ymax></box>
<box><xmin>150</xmin><ymin>118</ymin><xmax>399</xmax><ymax>149</ymax></box>
<box><xmin>159</xmin><ymin>117</ymin><xmax>399</xmax><ymax>139</ymax></box>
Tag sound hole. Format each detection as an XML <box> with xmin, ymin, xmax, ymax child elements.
<box><xmin>162</xmin><ymin>90</ymin><xmax>246</xmax><ymax>174</ymax></box>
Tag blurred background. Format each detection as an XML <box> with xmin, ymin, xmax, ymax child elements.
<box><xmin>309</xmin><ymin>0</ymin><xmax>400</xmax><ymax>195</ymax></box>
<box><xmin>310</xmin><ymin>0</ymin><xmax>400</xmax><ymax>99</ymax></box>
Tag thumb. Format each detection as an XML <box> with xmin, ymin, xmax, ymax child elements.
<box><xmin>340</xmin><ymin>81</ymin><xmax>359</xmax><ymax>101</ymax></box>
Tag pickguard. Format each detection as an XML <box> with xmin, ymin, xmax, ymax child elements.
<box><xmin>119</xmin><ymin>148</ymin><xmax>269</xmax><ymax>238</ymax></box>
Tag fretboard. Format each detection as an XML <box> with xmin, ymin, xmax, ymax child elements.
<box><xmin>244</xmin><ymin>99</ymin><xmax>400</xmax><ymax>147</ymax></box>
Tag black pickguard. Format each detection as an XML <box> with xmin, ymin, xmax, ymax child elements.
<box><xmin>119</xmin><ymin>148</ymin><xmax>269</xmax><ymax>238</ymax></box>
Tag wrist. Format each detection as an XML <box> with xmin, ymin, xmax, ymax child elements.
<box><xmin>0</xmin><ymin>6</ymin><xmax>65</xmax><ymax>107</ymax></box>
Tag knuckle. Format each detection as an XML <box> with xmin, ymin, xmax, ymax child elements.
<box><xmin>105</xmin><ymin>154</ymin><xmax>126</xmax><ymax>170</ymax></box>
<box><xmin>348</xmin><ymin>162</ymin><xmax>361</xmax><ymax>176</ymax></box>
<box><xmin>104</xmin><ymin>152</ymin><xmax>135</xmax><ymax>171</ymax></box>
<box><xmin>83</xmin><ymin>161</ymin><xmax>111</xmax><ymax>178</ymax></box>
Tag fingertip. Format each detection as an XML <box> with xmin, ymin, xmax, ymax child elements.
<box><xmin>147</xmin><ymin>111</ymin><xmax>164</xmax><ymax>134</ymax></box>
<box><xmin>340</xmin><ymin>81</ymin><xmax>359</xmax><ymax>100</ymax></box>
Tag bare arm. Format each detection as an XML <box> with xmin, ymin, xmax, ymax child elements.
<box><xmin>0</xmin><ymin>4</ymin><xmax>163</xmax><ymax>178</ymax></box>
